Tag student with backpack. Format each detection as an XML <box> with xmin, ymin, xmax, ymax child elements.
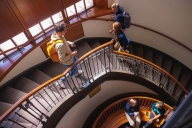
<box><xmin>49</xmin><ymin>22</ymin><xmax>83</xmax><ymax>89</ymax></box>
<box><xmin>112</xmin><ymin>22</ymin><xmax>130</xmax><ymax>61</ymax></box>
<box><xmin>109</xmin><ymin>3</ymin><xmax>131</xmax><ymax>34</ymax></box>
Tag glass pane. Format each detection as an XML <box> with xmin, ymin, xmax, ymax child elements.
<box><xmin>0</xmin><ymin>40</ymin><xmax>15</xmax><ymax>51</ymax></box>
<box><xmin>12</xmin><ymin>32</ymin><xmax>28</xmax><ymax>45</ymax></box>
<box><xmin>76</xmin><ymin>0</ymin><xmax>85</xmax><ymax>13</ymax></box>
<box><xmin>52</xmin><ymin>12</ymin><xmax>63</xmax><ymax>23</ymax></box>
<box><xmin>29</xmin><ymin>24</ymin><xmax>42</xmax><ymax>37</ymax></box>
<box><xmin>41</xmin><ymin>18</ymin><xmax>53</xmax><ymax>29</ymax></box>
<box><xmin>66</xmin><ymin>5</ymin><xmax>76</xmax><ymax>17</ymax></box>
<box><xmin>85</xmin><ymin>0</ymin><xmax>93</xmax><ymax>9</ymax></box>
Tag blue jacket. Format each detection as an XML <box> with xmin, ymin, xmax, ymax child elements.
<box><xmin>125</xmin><ymin>100</ymin><xmax>140</xmax><ymax>116</ymax></box>
<box><xmin>115</xmin><ymin>7</ymin><xmax>125</xmax><ymax>29</ymax></box>
<box><xmin>118</xmin><ymin>30</ymin><xmax>130</xmax><ymax>50</ymax></box>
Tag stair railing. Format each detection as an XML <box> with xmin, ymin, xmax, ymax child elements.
<box><xmin>0</xmin><ymin>40</ymin><xmax>188</xmax><ymax>128</ymax></box>
<box><xmin>78</xmin><ymin>14</ymin><xmax>192</xmax><ymax>53</ymax></box>
<box><xmin>93</xmin><ymin>96</ymin><xmax>173</xmax><ymax>128</ymax></box>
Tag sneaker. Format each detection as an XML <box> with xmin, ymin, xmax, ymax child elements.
<box><xmin>74</xmin><ymin>70</ymin><xmax>83</xmax><ymax>77</ymax></box>
<box><xmin>59</xmin><ymin>80</ymin><xmax>66</xmax><ymax>89</ymax></box>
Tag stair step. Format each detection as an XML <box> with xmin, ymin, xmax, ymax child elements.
<box><xmin>98</xmin><ymin>38</ymin><xmax>112</xmax><ymax>45</ymax></box>
<box><xmin>127</xmin><ymin>43</ymin><xmax>134</xmax><ymax>54</ymax></box>
<box><xmin>0</xmin><ymin>102</ymin><xmax>13</xmax><ymax>115</ymax></box>
<box><xmin>143</xmin><ymin>47</ymin><xmax>153</xmax><ymax>62</ymax></box>
<box><xmin>0</xmin><ymin>86</ymin><xmax>27</xmax><ymax>104</ymax></box>
<box><xmin>179</xmin><ymin>70</ymin><xmax>191</xmax><ymax>88</ymax></box>
<box><xmin>153</xmin><ymin>51</ymin><xmax>163</xmax><ymax>67</ymax></box>
<box><xmin>37</xmin><ymin>59</ymin><xmax>67</xmax><ymax>77</ymax></box>
<box><xmin>86</xmin><ymin>39</ymin><xmax>101</xmax><ymax>49</ymax></box>
<box><xmin>132</xmin><ymin>44</ymin><xmax>143</xmax><ymax>58</ymax></box>
<box><xmin>75</xmin><ymin>40</ymin><xmax>92</xmax><ymax>58</ymax></box>
<box><xmin>170</xmin><ymin>62</ymin><xmax>182</xmax><ymax>80</ymax></box>
<box><xmin>24</xmin><ymin>69</ymin><xmax>51</xmax><ymax>84</ymax></box>
<box><xmin>186</xmin><ymin>80</ymin><xmax>192</xmax><ymax>92</ymax></box>
<box><xmin>162</xmin><ymin>56</ymin><xmax>173</xmax><ymax>73</ymax></box>
<box><xmin>12</xmin><ymin>77</ymin><xmax>39</xmax><ymax>93</ymax></box>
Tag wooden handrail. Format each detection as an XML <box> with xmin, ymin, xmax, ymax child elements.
<box><xmin>0</xmin><ymin>41</ymin><xmax>113</xmax><ymax>123</ymax></box>
<box><xmin>78</xmin><ymin>14</ymin><xmax>192</xmax><ymax>53</ymax></box>
<box><xmin>93</xmin><ymin>96</ymin><xmax>173</xmax><ymax>128</ymax></box>
<box><xmin>0</xmin><ymin>39</ymin><xmax>188</xmax><ymax>124</ymax></box>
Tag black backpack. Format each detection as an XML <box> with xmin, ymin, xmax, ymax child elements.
<box><xmin>118</xmin><ymin>11</ymin><xmax>131</xmax><ymax>28</ymax></box>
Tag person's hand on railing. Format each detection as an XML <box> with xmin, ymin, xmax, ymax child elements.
<box><xmin>111</xmin><ymin>15</ymin><xmax>115</xmax><ymax>19</ymax></box>
<box><xmin>111</xmin><ymin>39</ymin><xmax>115</xmax><ymax>43</ymax></box>
<box><xmin>109</xmin><ymin>29</ymin><xmax>114</xmax><ymax>34</ymax></box>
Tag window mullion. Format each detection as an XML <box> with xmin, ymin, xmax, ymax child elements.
<box><xmin>83</xmin><ymin>0</ymin><xmax>88</xmax><ymax>17</ymax></box>
<box><xmin>39</xmin><ymin>23</ymin><xmax>46</xmax><ymax>36</ymax></box>
<box><xmin>74</xmin><ymin>4</ymin><xmax>78</xmax><ymax>14</ymax></box>
<box><xmin>61</xmin><ymin>11</ymin><xmax>68</xmax><ymax>24</ymax></box>
<box><xmin>64</xmin><ymin>9</ymin><xmax>70</xmax><ymax>24</ymax></box>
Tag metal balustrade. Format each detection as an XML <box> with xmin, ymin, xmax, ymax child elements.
<box><xmin>0</xmin><ymin>42</ymin><xmax>188</xmax><ymax>128</ymax></box>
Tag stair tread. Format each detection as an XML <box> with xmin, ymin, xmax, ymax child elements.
<box><xmin>170</xmin><ymin>63</ymin><xmax>182</xmax><ymax>80</ymax></box>
<box><xmin>0</xmin><ymin>86</ymin><xmax>27</xmax><ymax>104</ymax></box>
<box><xmin>132</xmin><ymin>43</ymin><xmax>143</xmax><ymax>58</ymax></box>
<box><xmin>24</xmin><ymin>69</ymin><xmax>51</xmax><ymax>84</ymax></box>
<box><xmin>38</xmin><ymin>59</ymin><xmax>67</xmax><ymax>77</ymax></box>
<box><xmin>98</xmin><ymin>38</ymin><xmax>112</xmax><ymax>45</ymax></box>
<box><xmin>162</xmin><ymin>57</ymin><xmax>172</xmax><ymax>73</ymax></box>
<box><xmin>179</xmin><ymin>70</ymin><xmax>192</xmax><ymax>87</ymax></box>
<box><xmin>13</xmin><ymin>77</ymin><xmax>40</xmax><ymax>93</ymax></box>
<box><xmin>153</xmin><ymin>52</ymin><xmax>163</xmax><ymax>67</ymax></box>
<box><xmin>143</xmin><ymin>48</ymin><xmax>153</xmax><ymax>62</ymax></box>
<box><xmin>127</xmin><ymin>43</ymin><xmax>134</xmax><ymax>54</ymax></box>
<box><xmin>75</xmin><ymin>40</ymin><xmax>92</xmax><ymax>58</ymax></box>
<box><xmin>0</xmin><ymin>102</ymin><xmax>13</xmax><ymax>115</ymax></box>
<box><xmin>86</xmin><ymin>39</ymin><xmax>101</xmax><ymax>49</ymax></box>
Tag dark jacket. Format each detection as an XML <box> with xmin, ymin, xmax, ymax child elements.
<box><xmin>118</xmin><ymin>30</ymin><xmax>130</xmax><ymax>50</ymax></box>
<box><xmin>125</xmin><ymin>100</ymin><xmax>140</xmax><ymax>116</ymax></box>
<box><xmin>115</xmin><ymin>7</ymin><xmax>125</xmax><ymax>29</ymax></box>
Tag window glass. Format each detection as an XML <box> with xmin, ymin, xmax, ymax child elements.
<box><xmin>66</xmin><ymin>5</ymin><xmax>76</xmax><ymax>17</ymax></box>
<box><xmin>12</xmin><ymin>32</ymin><xmax>28</xmax><ymax>45</ymax></box>
<box><xmin>29</xmin><ymin>24</ymin><xmax>42</xmax><ymax>37</ymax></box>
<box><xmin>76</xmin><ymin>0</ymin><xmax>85</xmax><ymax>13</ymax></box>
<box><xmin>52</xmin><ymin>12</ymin><xmax>63</xmax><ymax>23</ymax></box>
<box><xmin>41</xmin><ymin>18</ymin><xmax>53</xmax><ymax>29</ymax></box>
<box><xmin>0</xmin><ymin>40</ymin><xmax>15</xmax><ymax>51</ymax></box>
<box><xmin>85</xmin><ymin>0</ymin><xmax>93</xmax><ymax>9</ymax></box>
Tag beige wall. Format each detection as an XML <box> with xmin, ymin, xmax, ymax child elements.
<box><xmin>109</xmin><ymin>0</ymin><xmax>192</xmax><ymax>50</ymax></box>
<box><xmin>56</xmin><ymin>80</ymin><xmax>157</xmax><ymax>128</ymax></box>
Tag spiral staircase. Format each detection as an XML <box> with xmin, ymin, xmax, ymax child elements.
<box><xmin>0</xmin><ymin>37</ymin><xmax>191</xmax><ymax>128</ymax></box>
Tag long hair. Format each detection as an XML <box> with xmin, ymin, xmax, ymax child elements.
<box><xmin>113</xmin><ymin>22</ymin><xmax>122</xmax><ymax>42</ymax></box>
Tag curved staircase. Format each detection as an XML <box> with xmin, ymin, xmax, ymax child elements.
<box><xmin>0</xmin><ymin>37</ymin><xmax>191</xmax><ymax>127</ymax></box>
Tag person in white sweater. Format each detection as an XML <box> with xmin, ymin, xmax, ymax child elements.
<box><xmin>51</xmin><ymin>22</ymin><xmax>83</xmax><ymax>89</ymax></box>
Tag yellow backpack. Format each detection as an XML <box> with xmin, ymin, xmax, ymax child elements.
<box><xmin>47</xmin><ymin>39</ymin><xmax>63</xmax><ymax>62</ymax></box>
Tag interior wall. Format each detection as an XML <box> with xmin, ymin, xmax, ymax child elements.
<box><xmin>82</xmin><ymin>20</ymin><xmax>192</xmax><ymax>69</ymax></box>
<box><xmin>108</xmin><ymin>0</ymin><xmax>192</xmax><ymax>50</ymax></box>
<box><xmin>56</xmin><ymin>80</ymin><xmax>157</xmax><ymax>128</ymax></box>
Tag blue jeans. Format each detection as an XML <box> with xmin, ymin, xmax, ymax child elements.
<box><xmin>61</xmin><ymin>56</ymin><xmax>78</xmax><ymax>82</ymax></box>
<box><xmin>144</xmin><ymin>112</ymin><xmax>155</xmax><ymax>128</ymax></box>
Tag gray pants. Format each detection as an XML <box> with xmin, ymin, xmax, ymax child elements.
<box><xmin>124</xmin><ymin>111</ymin><xmax>141</xmax><ymax>128</ymax></box>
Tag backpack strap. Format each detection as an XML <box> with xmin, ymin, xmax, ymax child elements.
<box><xmin>55</xmin><ymin>39</ymin><xmax>63</xmax><ymax>44</ymax></box>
